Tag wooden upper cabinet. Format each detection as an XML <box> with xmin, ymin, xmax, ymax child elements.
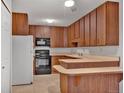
<box><xmin>43</xmin><ymin>26</ymin><xmax>51</xmax><ymax>38</ymax></box>
<box><xmin>80</xmin><ymin>18</ymin><xmax>85</xmax><ymax>46</ymax></box>
<box><xmin>50</xmin><ymin>27</ymin><xmax>66</xmax><ymax>48</ymax></box>
<box><xmin>29</xmin><ymin>25</ymin><xmax>36</xmax><ymax>37</ymax></box>
<box><xmin>106</xmin><ymin>2</ymin><xmax>119</xmax><ymax>45</ymax></box>
<box><xmin>35</xmin><ymin>25</ymin><xmax>51</xmax><ymax>38</ymax></box>
<box><xmin>70</xmin><ymin>24</ymin><xmax>75</xmax><ymax>41</ymax></box>
<box><xmin>90</xmin><ymin>9</ymin><xmax>97</xmax><ymax>46</ymax></box>
<box><xmin>67</xmin><ymin>26</ymin><xmax>74</xmax><ymax>47</ymax></box>
<box><xmin>97</xmin><ymin>3</ymin><xmax>106</xmax><ymax>46</ymax></box>
<box><xmin>63</xmin><ymin>28</ymin><xmax>68</xmax><ymax>47</ymax></box>
<box><xmin>97</xmin><ymin>2</ymin><xmax>119</xmax><ymax>46</ymax></box>
<box><xmin>12</xmin><ymin>13</ymin><xmax>29</xmax><ymax>35</ymax></box>
<box><xmin>74</xmin><ymin>21</ymin><xmax>80</xmax><ymax>39</ymax></box>
<box><xmin>67</xmin><ymin>26</ymin><xmax>71</xmax><ymax>47</ymax></box>
<box><xmin>35</xmin><ymin>26</ymin><xmax>43</xmax><ymax>37</ymax></box>
<box><xmin>84</xmin><ymin>14</ymin><xmax>90</xmax><ymax>46</ymax></box>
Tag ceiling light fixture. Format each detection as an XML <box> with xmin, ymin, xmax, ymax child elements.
<box><xmin>64</xmin><ymin>0</ymin><xmax>75</xmax><ymax>7</ymax></box>
<box><xmin>46</xmin><ymin>19</ymin><xmax>55</xmax><ymax>23</ymax></box>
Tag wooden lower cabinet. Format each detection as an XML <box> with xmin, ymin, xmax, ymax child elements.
<box><xmin>60</xmin><ymin>73</ymin><xmax>122</xmax><ymax>93</ymax></box>
<box><xmin>51</xmin><ymin>56</ymin><xmax>61</xmax><ymax>74</ymax></box>
<box><xmin>51</xmin><ymin>56</ymin><xmax>65</xmax><ymax>74</ymax></box>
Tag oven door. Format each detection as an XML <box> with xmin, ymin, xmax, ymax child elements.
<box><xmin>35</xmin><ymin>58</ymin><xmax>51</xmax><ymax>74</ymax></box>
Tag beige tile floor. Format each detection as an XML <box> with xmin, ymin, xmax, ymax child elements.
<box><xmin>12</xmin><ymin>74</ymin><xmax>61</xmax><ymax>93</ymax></box>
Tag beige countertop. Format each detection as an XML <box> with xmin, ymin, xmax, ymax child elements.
<box><xmin>50</xmin><ymin>53</ymin><xmax>71</xmax><ymax>56</ymax></box>
<box><xmin>51</xmin><ymin>53</ymin><xmax>120</xmax><ymax>62</ymax></box>
<box><xmin>53</xmin><ymin>65</ymin><xmax>122</xmax><ymax>75</ymax></box>
<box><xmin>59</xmin><ymin>59</ymin><xmax>119</xmax><ymax>63</ymax></box>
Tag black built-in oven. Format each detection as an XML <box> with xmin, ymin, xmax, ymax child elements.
<box><xmin>35</xmin><ymin>38</ymin><xmax>50</xmax><ymax>46</ymax></box>
<box><xmin>35</xmin><ymin>50</ymin><xmax>51</xmax><ymax>75</ymax></box>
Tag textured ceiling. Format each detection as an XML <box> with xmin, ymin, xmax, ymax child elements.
<box><xmin>12</xmin><ymin>0</ymin><xmax>118</xmax><ymax>26</ymax></box>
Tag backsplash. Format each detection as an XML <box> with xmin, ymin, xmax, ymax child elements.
<box><xmin>50</xmin><ymin>48</ymin><xmax>71</xmax><ymax>54</ymax></box>
<box><xmin>74</xmin><ymin>46</ymin><xmax>119</xmax><ymax>57</ymax></box>
<box><xmin>50</xmin><ymin>46</ymin><xmax>119</xmax><ymax>56</ymax></box>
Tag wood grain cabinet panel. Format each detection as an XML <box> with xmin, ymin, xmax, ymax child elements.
<box><xmin>90</xmin><ymin>10</ymin><xmax>97</xmax><ymax>46</ymax></box>
<box><xmin>51</xmin><ymin>56</ymin><xmax>68</xmax><ymax>74</ymax></box>
<box><xmin>35</xmin><ymin>26</ymin><xmax>43</xmax><ymax>38</ymax></box>
<box><xmin>84</xmin><ymin>14</ymin><xmax>90</xmax><ymax>46</ymax></box>
<box><xmin>106</xmin><ymin>2</ymin><xmax>119</xmax><ymax>45</ymax></box>
<box><xmin>12</xmin><ymin>13</ymin><xmax>29</xmax><ymax>35</ymax></box>
<box><xmin>35</xmin><ymin>26</ymin><xmax>50</xmax><ymax>38</ymax></box>
<box><xmin>74</xmin><ymin>21</ymin><xmax>80</xmax><ymax>39</ymax></box>
<box><xmin>29</xmin><ymin>25</ymin><xmax>36</xmax><ymax>37</ymax></box>
<box><xmin>51</xmin><ymin>56</ymin><xmax>61</xmax><ymax>74</ymax></box>
<box><xmin>29</xmin><ymin>25</ymin><xmax>51</xmax><ymax>38</ymax></box>
<box><xmin>70</xmin><ymin>24</ymin><xmax>75</xmax><ymax>41</ymax></box>
<box><xmin>67</xmin><ymin>26</ymin><xmax>71</xmax><ymax>47</ymax></box>
<box><xmin>97</xmin><ymin>2</ymin><xmax>119</xmax><ymax>46</ymax></box>
<box><xmin>97</xmin><ymin>4</ymin><xmax>106</xmax><ymax>46</ymax></box>
<box><xmin>43</xmin><ymin>26</ymin><xmax>51</xmax><ymax>38</ymax></box>
<box><xmin>63</xmin><ymin>28</ymin><xmax>68</xmax><ymax>47</ymax></box>
<box><xmin>50</xmin><ymin>27</ymin><xmax>67</xmax><ymax>48</ymax></box>
<box><xmin>12</xmin><ymin>13</ymin><xmax>16</xmax><ymax>34</ymax></box>
<box><xmin>67</xmin><ymin>26</ymin><xmax>74</xmax><ymax>47</ymax></box>
<box><xmin>79</xmin><ymin>18</ymin><xmax>85</xmax><ymax>46</ymax></box>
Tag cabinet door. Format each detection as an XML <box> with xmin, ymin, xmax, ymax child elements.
<box><xmin>32</xmin><ymin>25</ymin><xmax>50</xmax><ymax>38</ymax></box>
<box><xmin>35</xmin><ymin>26</ymin><xmax>44</xmax><ymax>38</ymax></box>
<box><xmin>90</xmin><ymin>10</ymin><xmax>97</xmax><ymax>46</ymax></box>
<box><xmin>97</xmin><ymin>4</ymin><xmax>106</xmax><ymax>45</ymax></box>
<box><xmin>106</xmin><ymin>2</ymin><xmax>119</xmax><ymax>45</ymax></box>
<box><xmin>67</xmin><ymin>26</ymin><xmax>72</xmax><ymax>47</ymax></box>
<box><xmin>70</xmin><ymin>24</ymin><xmax>75</xmax><ymax>41</ymax></box>
<box><xmin>12</xmin><ymin>13</ymin><xmax>29</xmax><ymax>35</ymax></box>
<box><xmin>63</xmin><ymin>28</ymin><xmax>68</xmax><ymax>47</ymax></box>
<box><xmin>43</xmin><ymin>26</ymin><xmax>51</xmax><ymax>38</ymax></box>
<box><xmin>51</xmin><ymin>56</ymin><xmax>60</xmax><ymax>74</ymax></box>
<box><xmin>50</xmin><ymin>27</ymin><xmax>65</xmax><ymax>48</ymax></box>
<box><xmin>58</xmin><ymin>28</ymin><xmax>64</xmax><ymax>47</ymax></box>
<box><xmin>80</xmin><ymin>18</ymin><xmax>85</xmax><ymax>46</ymax></box>
<box><xmin>29</xmin><ymin>25</ymin><xmax>36</xmax><ymax>37</ymax></box>
<box><xmin>50</xmin><ymin>27</ymin><xmax>57</xmax><ymax>47</ymax></box>
<box><xmin>84</xmin><ymin>14</ymin><xmax>90</xmax><ymax>46</ymax></box>
<box><xmin>74</xmin><ymin>21</ymin><xmax>80</xmax><ymax>39</ymax></box>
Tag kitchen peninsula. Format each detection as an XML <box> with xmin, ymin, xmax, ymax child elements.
<box><xmin>53</xmin><ymin>54</ymin><xmax>123</xmax><ymax>93</ymax></box>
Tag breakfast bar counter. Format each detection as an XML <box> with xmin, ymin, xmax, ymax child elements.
<box><xmin>53</xmin><ymin>65</ymin><xmax>123</xmax><ymax>93</ymax></box>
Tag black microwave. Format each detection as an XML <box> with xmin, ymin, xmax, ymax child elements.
<box><xmin>35</xmin><ymin>38</ymin><xmax>50</xmax><ymax>46</ymax></box>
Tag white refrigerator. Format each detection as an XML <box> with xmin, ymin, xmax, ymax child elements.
<box><xmin>12</xmin><ymin>36</ymin><xmax>33</xmax><ymax>85</ymax></box>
